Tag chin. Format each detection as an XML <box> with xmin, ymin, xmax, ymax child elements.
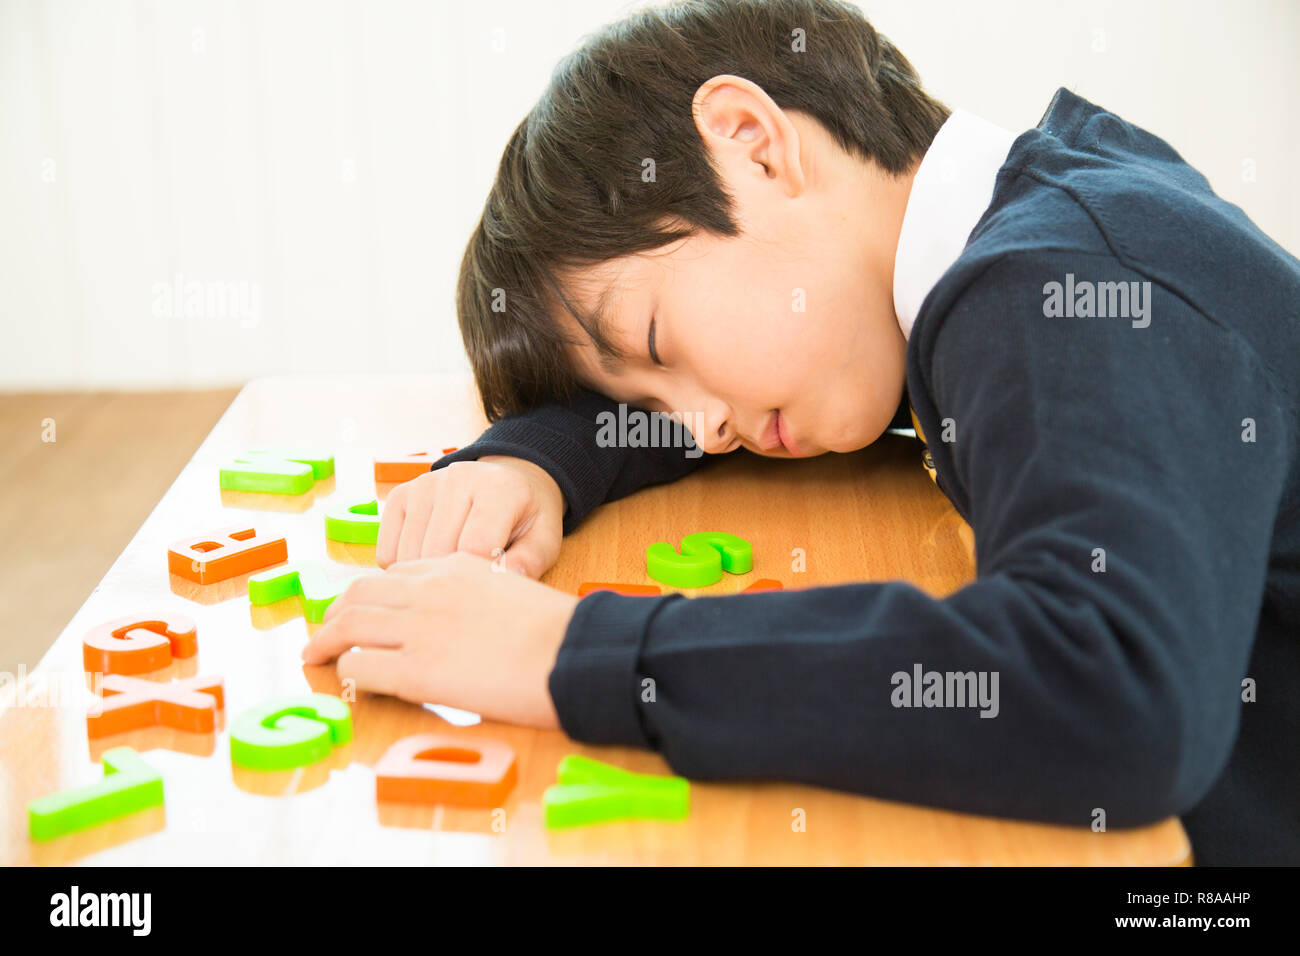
<box><xmin>826</xmin><ymin>424</ymin><xmax>882</xmax><ymax>454</ymax></box>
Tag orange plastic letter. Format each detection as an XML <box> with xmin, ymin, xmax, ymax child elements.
<box><xmin>88</xmin><ymin>673</ymin><xmax>225</xmax><ymax>737</ymax></box>
<box><xmin>374</xmin><ymin>451</ymin><xmax>431</xmax><ymax>483</ymax></box>
<box><xmin>577</xmin><ymin>582</ymin><xmax>663</xmax><ymax>597</ymax></box>
<box><xmin>167</xmin><ymin>525</ymin><xmax>288</xmax><ymax>584</ymax></box>
<box><xmin>82</xmin><ymin>613</ymin><xmax>198</xmax><ymax>675</ymax></box>
<box><xmin>373</xmin><ymin>449</ymin><xmax>459</xmax><ymax>483</ymax></box>
<box><xmin>374</xmin><ymin>733</ymin><xmax>517</xmax><ymax>807</ymax></box>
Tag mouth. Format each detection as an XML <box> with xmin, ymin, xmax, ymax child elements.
<box><xmin>757</xmin><ymin>410</ymin><xmax>804</xmax><ymax>457</ymax></box>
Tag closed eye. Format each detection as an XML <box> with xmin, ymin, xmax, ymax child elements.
<box><xmin>648</xmin><ymin>315</ymin><xmax>663</xmax><ymax>366</ymax></box>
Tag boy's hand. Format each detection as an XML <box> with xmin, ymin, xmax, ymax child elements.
<box><xmin>377</xmin><ymin>455</ymin><xmax>566</xmax><ymax>579</ymax></box>
<box><xmin>302</xmin><ymin>551</ymin><xmax>580</xmax><ymax>727</ymax></box>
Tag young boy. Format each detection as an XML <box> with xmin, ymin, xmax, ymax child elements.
<box><xmin>303</xmin><ymin>0</ymin><xmax>1299</xmax><ymax>865</ymax></box>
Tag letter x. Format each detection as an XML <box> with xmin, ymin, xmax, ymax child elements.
<box><xmin>87</xmin><ymin>674</ymin><xmax>225</xmax><ymax>738</ymax></box>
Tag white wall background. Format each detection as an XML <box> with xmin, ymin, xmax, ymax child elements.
<box><xmin>1</xmin><ymin>0</ymin><xmax>1296</xmax><ymax>390</ymax></box>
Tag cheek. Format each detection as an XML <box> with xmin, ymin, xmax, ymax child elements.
<box><xmin>674</xmin><ymin>268</ymin><xmax>778</xmax><ymax>368</ymax></box>
<box><xmin>804</xmin><ymin>310</ymin><xmax>907</xmax><ymax>450</ymax></box>
<box><xmin>855</xmin><ymin>331</ymin><xmax>908</xmax><ymax>439</ymax></box>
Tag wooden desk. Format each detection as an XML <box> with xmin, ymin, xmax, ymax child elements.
<box><xmin>0</xmin><ymin>374</ymin><xmax>1191</xmax><ymax>865</ymax></box>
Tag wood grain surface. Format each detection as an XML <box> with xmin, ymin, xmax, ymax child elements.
<box><xmin>0</xmin><ymin>374</ymin><xmax>1191</xmax><ymax>865</ymax></box>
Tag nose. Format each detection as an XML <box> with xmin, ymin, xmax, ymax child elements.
<box><xmin>692</xmin><ymin>401</ymin><xmax>736</xmax><ymax>455</ymax></box>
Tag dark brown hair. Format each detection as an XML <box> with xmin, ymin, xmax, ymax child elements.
<box><xmin>457</xmin><ymin>0</ymin><xmax>949</xmax><ymax>421</ymax></box>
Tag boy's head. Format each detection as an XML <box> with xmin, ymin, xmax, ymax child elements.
<box><xmin>458</xmin><ymin>0</ymin><xmax>948</xmax><ymax>456</ymax></box>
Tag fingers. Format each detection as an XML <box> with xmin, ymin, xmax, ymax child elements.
<box><xmin>327</xmin><ymin>572</ymin><xmax>424</xmax><ymax>617</ymax></box>
<box><xmin>385</xmin><ymin>553</ymin><xmax>487</xmax><ymax>576</ymax></box>
<box><xmin>498</xmin><ymin>545</ymin><xmax>536</xmax><ymax>578</ymax></box>
<box><xmin>497</xmin><ymin>529</ymin><xmax>552</xmax><ymax>579</ymax></box>
<box><xmin>385</xmin><ymin>558</ymin><xmax>442</xmax><ymax>575</ymax></box>
<box><xmin>497</xmin><ymin>505</ymin><xmax>563</xmax><ymax>579</ymax></box>
<box><xmin>450</xmin><ymin>497</ymin><xmax>522</xmax><ymax>564</ymax></box>
<box><xmin>375</xmin><ymin>485</ymin><xmax>407</xmax><ymax>569</ymax></box>
<box><xmin>395</xmin><ymin>481</ymin><xmax>439</xmax><ymax>564</ymax></box>
<box><xmin>303</xmin><ymin>605</ymin><xmax>409</xmax><ymax>664</ymax></box>
<box><xmin>421</xmin><ymin>486</ymin><xmax>473</xmax><ymax>558</ymax></box>
<box><xmin>336</xmin><ymin>648</ymin><xmax>408</xmax><ymax>698</ymax></box>
<box><xmin>376</xmin><ymin>460</ymin><xmax>563</xmax><ymax>576</ymax></box>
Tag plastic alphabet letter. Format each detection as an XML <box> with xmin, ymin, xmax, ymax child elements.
<box><xmin>742</xmin><ymin>578</ymin><xmax>784</xmax><ymax>593</ymax></box>
<box><xmin>167</xmin><ymin>525</ymin><xmax>288</xmax><ymax>584</ymax></box>
<box><xmin>542</xmin><ymin>754</ymin><xmax>690</xmax><ymax>829</ymax></box>
<box><xmin>374</xmin><ymin>733</ymin><xmax>517</xmax><ymax>806</ymax></box>
<box><xmin>247</xmin><ymin>561</ymin><xmax>361</xmax><ymax>622</ymax></box>
<box><xmin>220</xmin><ymin>449</ymin><xmax>335</xmax><ymax>495</ymax></box>
<box><xmin>229</xmin><ymin>694</ymin><xmax>352</xmax><ymax>770</ymax></box>
<box><xmin>577</xmin><ymin>582</ymin><xmax>663</xmax><ymax>597</ymax></box>
<box><xmin>374</xmin><ymin>451</ymin><xmax>436</xmax><ymax>483</ymax></box>
<box><xmin>28</xmin><ymin>747</ymin><xmax>164</xmax><ymax>841</ymax></box>
<box><xmin>87</xmin><ymin>673</ymin><xmax>225</xmax><ymax>737</ymax></box>
<box><xmin>645</xmin><ymin>531</ymin><xmax>753</xmax><ymax>588</ymax></box>
<box><xmin>324</xmin><ymin>499</ymin><xmax>380</xmax><ymax>545</ymax></box>
<box><xmin>82</xmin><ymin>612</ymin><xmax>199</xmax><ymax>676</ymax></box>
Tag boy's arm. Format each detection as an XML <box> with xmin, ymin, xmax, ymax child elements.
<box><xmin>432</xmin><ymin>387</ymin><xmax>712</xmax><ymax>534</ymax></box>
<box><xmin>548</xmin><ymin>254</ymin><xmax>1292</xmax><ymax>827</ymax></box>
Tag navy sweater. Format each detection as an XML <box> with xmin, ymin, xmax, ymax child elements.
<box><xmin>435</xmin><ymin>89</ymin><xmax>1300</xmax><ymax>865</ymax></box>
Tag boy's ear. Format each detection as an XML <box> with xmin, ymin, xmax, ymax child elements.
<box><xmin>692</xmin><ymin>74</ymin><xmax>806</xmax><ymax>199</ymax></box>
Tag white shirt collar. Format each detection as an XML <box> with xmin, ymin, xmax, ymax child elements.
<box><xmin>892</xmin><ymin>109</ymin><xmax>1017</xmax><ymax>339</ymax></box>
